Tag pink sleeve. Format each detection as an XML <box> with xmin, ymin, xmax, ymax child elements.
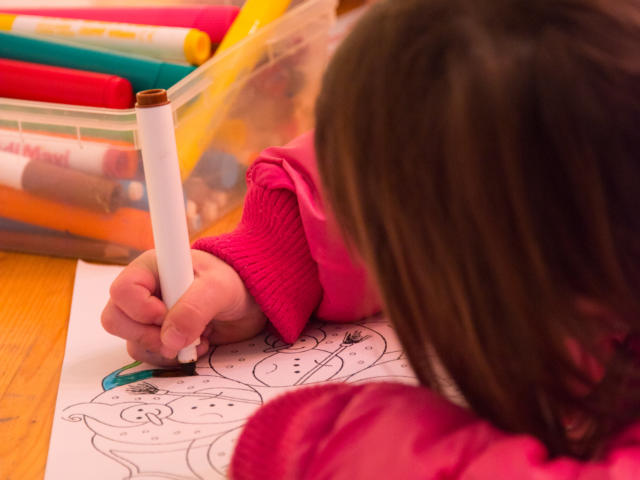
<box><xmin>194</xmin><ymin>132</ymin><xmax>380</xmax><ymax>342</ymax></box>
<box><xmin>192</xmin><ymin>182</ymin><xmax>322</xmax><ymax>343</ymax></box>
<box><xmin>231</xmin><ymin>383</ymin><xmax>640</xmax><ymax>480</ymax></box>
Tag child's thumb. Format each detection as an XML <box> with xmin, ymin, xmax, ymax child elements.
<box><xmin>159</xmin><ymin>281</ymin><xmax>220</xmax><ymax>353</ymax></box>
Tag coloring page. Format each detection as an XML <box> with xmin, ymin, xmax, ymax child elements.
<box><xmin>44</xmin><ymin>261</ymin><xmax>419</xmax><ymax>479</ymax></box>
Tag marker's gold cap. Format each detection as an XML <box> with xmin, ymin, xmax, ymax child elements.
<box><xmin>0</xmin><ymin>13</ymin><xmax>17</xmax><ymax>30</ymax></box>
<box><xmin>184</xmin><ymin>29</ymin><xmax>211</xmax><ymax>66</ymax></box>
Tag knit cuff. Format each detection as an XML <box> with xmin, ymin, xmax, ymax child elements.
<box><xmin>192</xmin><ymin>185</ymin><xmax>322</xmax><ymax>343</ymax></box>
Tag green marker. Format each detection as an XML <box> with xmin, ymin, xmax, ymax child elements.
<box><xmin>0</xmin><ymin>31</ymin><xmax>196</xmax><ymax>93</ymax></box>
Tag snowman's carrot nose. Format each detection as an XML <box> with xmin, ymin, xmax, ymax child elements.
<box><xmin>146</xmin><ymin>412</ymin><xmax>163</xmax><ymax>425</ymax></box>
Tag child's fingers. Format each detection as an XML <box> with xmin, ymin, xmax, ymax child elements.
<box><xmin>109</xmin><ymin>256</ymin><xmax>167</xmax><ymax>326</ymax></box>
<box><xmin>159</xmin><ymin>277</ymin><xmax>231</xmax><ymax>353</ymax></box>
<box><xmin>158</xmin><ymin>334</ymin><xmax>212</xmax><ymax>361</ymax></box>
<box><xmin>126</xmin><ymin>341</ymin><xmax>180</xmax><ymax>366</ymax></box>
<box><xmin>112</xmin><ymin>250</ymin><xmax>160</xmax><ymax>295</ymax></box>
<box><xmin>196</xmin><ymin>337</ymin><xmax>211</xmax><ymax>358</ymax></box>
<box><xmin>101</xmin><ymin>300</ymin><xmax>164</xmax><ymax>353</ymax></box>
<box><xmin>206</xmin><ymin>315</ymin><xmax>267</xmax><ymax>345</ymax></box>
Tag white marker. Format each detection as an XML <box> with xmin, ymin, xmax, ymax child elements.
<box><xmin>0</xmin><ymin>14</ymin><xmax>211</xmax><ymax>65</ymax></box>
<box><xmin>0</xmin><ymin>128</ymin><xmax>139</xmax><ymax>179</ymax></box>
<box><xmin>135</xmin><ymin>88</ymin><xmax>198</xmax><ymax>363</ymax></box>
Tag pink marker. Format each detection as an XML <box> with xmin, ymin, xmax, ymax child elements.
<box><xmin>0</xmin><ymin>5</ymin><xmax>240</xmax><ymax>44</ymax></box>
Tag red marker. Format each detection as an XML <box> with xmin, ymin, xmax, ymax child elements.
<box><xmin>0</xmin><ymin>58</ymin><xmax>133</xmax><ymax>109</ymax></box>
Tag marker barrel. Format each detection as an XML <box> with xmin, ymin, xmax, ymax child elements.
<box><xmin>0</xmin><ymin>58</ymin><xmax>133</xmax><ymax>109</ymax></box>
<box><xmin>0</xmin><ymin>14</ymin><xmax>211</xmax><ymax>66</ymax></box>
<box><xmin>135</xmin><ymin>89</ymin><xmax>198</xmax><ymax>363</ymax></box>
<box><xmin>0</xmin><ymin>6</ymin><xmax>240</xmax><ymax>45</ymax></box>
<box><xmin>0</xmin><ymin>183</ymin><xmax>153</xmax><ymax>251</ymax></box>
<box><xmin>0</xmin><ymin>31</ymin><xmax>196</xmax><ymax>93</ymax></box>
<box><xmin>174</xmin><ymin>0</ymin><xmax>293</xmax><ymax>179</ymax></box>
<box><xmin>0</xmin><ymin>226</ymin><xmax>134</xmax><ymax>263</ymax></box>
<box><xmin>0</xmin><ymin>150</ymin><xmax>124</xmax><ymax>213</ymax></box>
<box><xmin>0</xmin><ymin>128</ymin><xmax>139</xmax><ymax>179</ymax></box>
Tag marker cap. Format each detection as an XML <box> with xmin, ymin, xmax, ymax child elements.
<box><xmin>136</xmin><ymin>88</ymin><xmax>169</xmax><ymax>107</ymax></box>
<box><xmin>103</xmin><ymin>75</ymin><xmax>134</xmax><ymax>109</ymax></box>
<box><xmin>103</xmin><ymin>148</ymin><xmax>139</xmax><ymax>178</ymax></box>
<box><xmin>183</xmin><ymin>29</ymin><xmax>211</xmax><ymax>66</ymax></box>
<box><xmin>0</xmin><ymin>13</ymin><xmax>16</xmax><ymax>30</ymax></box>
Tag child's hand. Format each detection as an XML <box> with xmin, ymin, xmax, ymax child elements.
<box><xmin>101</xmin><ymin>249</ymin><xmax>267</xmax><ymax>366</ymax></box>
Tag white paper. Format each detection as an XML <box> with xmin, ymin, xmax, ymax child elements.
<box><xmin>45</xmin><ymin>260</ymin><xmax>420</xmax><ymax>480</ymax></box>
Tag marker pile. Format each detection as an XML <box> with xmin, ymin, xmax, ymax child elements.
<box><xmin>0</xmin><ymin>5</ymin><xmax>240</xmax><ymax>263</ymax></box>
<box><xmin>0</xmin><ymin>6</ymin><xmax>240</xmax><ymax>108</ymax></box>
<box><xmin>0</xmin><ymin>0</ymin><xmax>330</xmax><ymax>264</ymax></box>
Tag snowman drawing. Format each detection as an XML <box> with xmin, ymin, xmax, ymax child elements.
<box><xmin>60</xmin><ymin>317</ymin><xmax>412</xmax><ymax>478</ymax></box>
<box><xmin>62</xmin><ymin>375</ymin><xmax>262</xmax><ymax>479</ymax></box>
<box><xmin>210</xmin><ymin>322</ymin><xmax>386</xmax><ymax>388</ymax></box>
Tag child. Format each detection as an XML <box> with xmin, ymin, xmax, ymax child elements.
<box><xmin>102</xmin><ymin>0</ymin><xmax>640</xmax><ymax>477</ymax></box>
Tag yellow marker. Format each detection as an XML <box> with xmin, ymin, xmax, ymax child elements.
<box><xmin>175</xmin><ymin>0</ymin><xmax>293</xmax><ymax>179</ymax></box>
<box><xmin>0</xmin><ymin>13</ymin><xmax>16</xmax><ymax>30</ymax></box>
<box><xmin>0</xmin><ymin>13</ymin><xmax>211</xmax><ymax>66</ymax></box>
<box><xmin>217</xmin><ymin>0</ymin><xmax>293</xmax><ymax>53</ymax></box>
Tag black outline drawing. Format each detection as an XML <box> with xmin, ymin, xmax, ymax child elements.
<box><xmin>61</xmin><ymin>317</ymin><xmax>419</xmax><ymax>479</ymax></box>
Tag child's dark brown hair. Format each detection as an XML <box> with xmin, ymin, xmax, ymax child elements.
<box><xmin>316</xmin><ymin>0</ymin><xmax>640</xmax><ymax>458</ymax></box>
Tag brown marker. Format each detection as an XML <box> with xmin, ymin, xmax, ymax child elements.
<box><xmin>0</xmin><ymin>150</ymin><xmax>123</xmax><ymax>213</ymax></box>
<box><xmin>0</xmin><ymin>230</ymin><xmax>137</xmax><ymax>264</ymax></box>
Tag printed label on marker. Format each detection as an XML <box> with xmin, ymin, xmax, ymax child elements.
<box><xmin>0</xmin><ymin>140</ymin><xmax>71</xmax><ymax>167</ymax></box>
<box><xmin>0</xmin><ymin>129</ymin><xmax>139</xmax><ymax>179</ymax></box>
<box><xmin>8</xmin><ymin>15</ymin><xmax>209</xmax><ymax>65</ymax></box>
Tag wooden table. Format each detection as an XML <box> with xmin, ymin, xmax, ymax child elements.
<box><xmin>0</xmin><ymin>209</ymin><xmax>242</xmax><ymax>480</ymax></box>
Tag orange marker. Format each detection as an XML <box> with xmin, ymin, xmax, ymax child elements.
<box><xmin>0</xmin><ymin>185</ymin><xmax>153</xmax><ymax>251</ymax></box>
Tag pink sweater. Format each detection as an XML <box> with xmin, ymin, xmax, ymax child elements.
<box><xmin>193</xmin><ymin>131</ymin><xmax>380</xmax><ymax>343</ymax></box>
<box><xmin>193</xmin><ymin>133</ymin><xmax>640</xmax><ymax>479</ymax></box>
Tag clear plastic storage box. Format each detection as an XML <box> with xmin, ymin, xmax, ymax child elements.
<box><xmin>0</xmin><ymin>0</ymin><xmax>336</xmax><ymax>263</ymax></box>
